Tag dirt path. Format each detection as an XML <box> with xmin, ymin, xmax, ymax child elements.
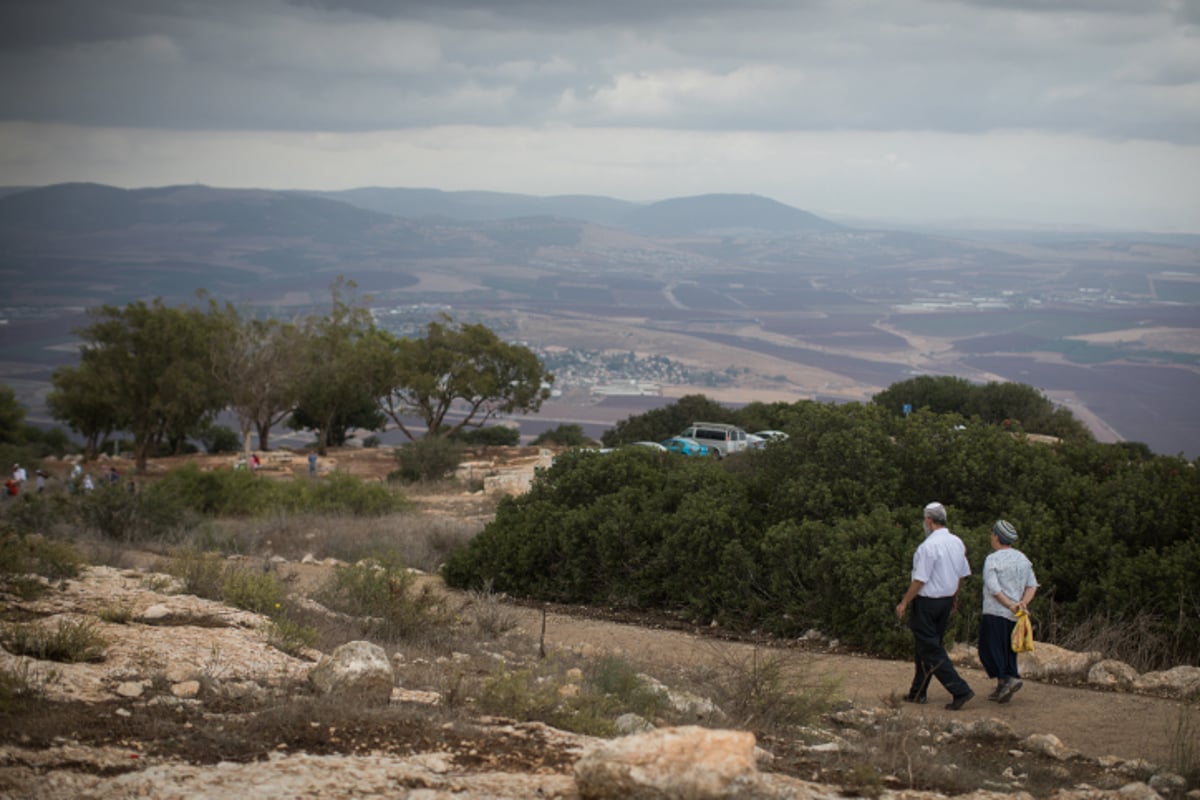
<box><xmin>501</xmin><ymin>604</ymin><xmax>1184</xmax><ymax>766</ymax></box>
<box><xmin>257</xmin><ymin>551</ymin><xmax>1187</xmax><ymax>768</ymax></box>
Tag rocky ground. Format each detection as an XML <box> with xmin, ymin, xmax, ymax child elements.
<box><xmin>2</xmin><ymin>447</ymin><xmax>1198</xmax><ymax>799</ymax></box>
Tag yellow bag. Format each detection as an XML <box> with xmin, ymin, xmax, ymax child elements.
<box><xmin>1011</xmin><ymin>608</ymin><xmax>1034</xmax><ymax>653</ymax></box>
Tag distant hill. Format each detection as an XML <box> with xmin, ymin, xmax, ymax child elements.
<box><xmin>310</xmin><ymin>187</ymin><xmax>839</xmax><ymax>236</ymax></box>
<box><xmin>0</xmin><ymin>183</ymin><xmax>389</xmax><ymax>241</ymax></box>
<box><xmin>308</xmin><ymin>187</ymin><xmax>639</xmax><ymax>228</ymax></box>
<box><xmin>621</xmin><ymin>193</ymin><xmax>840</xmax><ymax>237</ymax></box>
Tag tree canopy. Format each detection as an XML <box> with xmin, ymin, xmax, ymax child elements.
<box><xmin>373</xmin><ymin>314</ymin><xmax>552</xmax><ymax>441</ymax></box>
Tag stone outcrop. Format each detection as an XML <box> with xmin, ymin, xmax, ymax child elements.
<box><xmin>573</xmin><ymin>726</ymin><xmax>758</xmax><ymax>800</ymax></box>
<box><xmin>1017</xmin><ymin>641</ymin><xmax>1103</xmax><ymax>681</ymax></box>
<box><xmin>308</xmin><ymin>640</ymin><xmax>395</xmax><ymax>705</ymax></box>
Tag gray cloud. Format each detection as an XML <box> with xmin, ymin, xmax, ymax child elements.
<box><xmin>1</xmin><ymin>0</ymin><xmax>1196</xmax><ymax>143</ymax></box>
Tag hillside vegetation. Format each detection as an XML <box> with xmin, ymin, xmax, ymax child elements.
<box><xmin>446</xmin><ymin>398</ymin><xmax>1200</xmax><ymax>669</ymax></box>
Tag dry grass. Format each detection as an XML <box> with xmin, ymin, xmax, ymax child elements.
<box><xmin>684</xmin><ymin>646</ymin><xmax>841</xmax><ymax>738</ymax></box>
<box><xmin>189</xmin><ymin>511</ymin><xmax>483</xmax><ymax>573</ymax></box>
<box><xmin>1057</xmin><ymin>611</ymin><xmax>1178</xmax><ymax>673</ymax></box>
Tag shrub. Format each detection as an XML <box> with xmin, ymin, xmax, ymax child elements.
<box><xmin>221</xmin><ymin>568</ymin><xmax>286</xmax><ymax>616</ymax></box>
<box><xmin>690</xmin><ymin>647</ymin><xmax>840</xmax><ymax>736</ymax></box>
<box><xmin>478</xmin><ymin>653</ymin><xmax>670</xmax><ymax>737</ymax></box>
<box><xmin>0</xmin><ymin>660</ymin><xmax>57</xmax><ymax>712</ymax></box>
<box><xmin>164</xmin><ymin>548</ymin><xmax>228</xmax><ymax>600</ymax></box>
<box><xmin>0</xmin><ymin>534</ymin><xmax>85</xmax><ymax>581</ymax></box>
<box><xmin>532</xmin><ymin>424</ymin><xmax>589</xmax><ymax>447</ymax></box>
<box><xmin>1</xmin><ymin>618</ymin><xmax>108</xmax><ymax>663</ymax></box>
<box><xmin>266</xmin><ymin>616</ymin><xmax>320</xmax><ymax>656</ymax></box>
<box><xmin>76</xmin><ymin>481</ymin><xmax>190</xmax><ymax>541</ymax></box>
<box><xmin>197</xmin><ymin>423</ymin><xmax>242</xmax><ymax>454</ymax></box>
<box><xmin>296</xmin><ymin>472</ymin><xmax>406</xmax><ymax>516</ymax></box>
<box><xmin>393</xmin><ymin>438</ymin><xmax>464</xmax><ymax>483</ymax></box>
<box><xmin>451</xmin><ymin>426</ymin><xmax>520</xmax><ymax>447</ymax></box>
<box><xmin>316</xmin><ymin>555</ymin><xmax>449</xmax><ymax>641</ymax></box>
<box><xmin>1</xmin><ymin>493</ymin><xmax>73</xmax><ymax>537</ymax></box>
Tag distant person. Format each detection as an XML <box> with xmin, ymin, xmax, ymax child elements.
<box><xmin>308</xmin><ymin>451</ymin><xmax>317</xmax><ymax>477</ymax></box>
<box><xmin>251</xmin><ymin>453</ymin><xmax>261</xmax><ymax>471</ymax></box>
<box><xmin>895</xmin><ymin>502</ymin><xmax>974</xmax><ymax>710</ymax></box>
<box><xmin>35</xmin><ymin>470</ymin><xmax>46</xmax><ymax>494</ymax></box>
<box><xmin>69</xmin><ymin>463</ymin><xmax>83</xmax><ymax>494</ymax></box>
<box><xmin>4</xmin><ymin>477</ymin><xmax>16</xmax><ymax>497</ymax></box>
<box><xmin>108</xmin><ymin>466</ymin><xmax>120</xmax><ymax>484</ymax></box>
<box><xmin>13</xmin><ymin>463</ymin><xmax>27</xmax><ymax>488</ymax></box>
<box><xmin>980</xmin><ymin>520</ymin><xmax>1039</xmax><ymax>704</ymax></box>
<box><xmin>82</xmin><ymin>473</ymin><xmax>95</xmax><ymax>492</ymax></box>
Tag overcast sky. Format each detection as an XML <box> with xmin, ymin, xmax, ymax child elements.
<box><xmin>2</xmin><ymin>0</ymin><xmax>1198</xmax><ymax>230</ymax></box>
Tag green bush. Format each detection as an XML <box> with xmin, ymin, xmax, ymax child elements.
<box><xmin>316</xmin><ymin>554</ymin><xmax>448</xmax><ymax>640</ymax></box>
<box><xmin>445</xmin><ymin>399</ymin><xmax>1200</xmax><ymax>665</ymax></box>
<box><xmin>451</xmin><ymin>425</ymin><xmax>521</xmax><ymax>447</ymax></box>
<box><xmin>222</xmin><ymin>568</ymin><xmax>286</xmax><ymax>616</ymax></box>
<box><xmin>532</xmin><ymin>424</ymin><xmax>589</xmax><ymax>447</ymax></box>
<box><xmin>392</xmin><ymin>438</ymin><xmax>464</xmax><ymax>483</ymax></box>
<box><xmin>0</xmin><ymin>493</ymin><xmax>74</xmax><ymax>537</ymax></box>
<box><xmin>0</xmin><ymin>534</ymin><xmax>85</xmax><ymax>581</ymax></box>
<box><xmin>197</xmin><ymin>423</ymin><xmax>242</xmax><ymax>454</ymax></box>
<box><xmin>76</xmin><ymin>481</ymin><xmax>190</xmax><ymax>541</ymax></box>
<box><xmin>267</xmin><ymin>616</ymin><xmax>320</xmax><ymax>655</ymax></box>
<box><xmin>143</xmin><ymin>464</ymin><xmax>404</xmax><ymax>518</ymax></box>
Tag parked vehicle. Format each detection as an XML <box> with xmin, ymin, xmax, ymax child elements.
<box><xmin>678</xmin><ymin>422</ymin><xmax>749</xmax><ymax>458</ymax></box>
<box><xmin>754</xmin><ymin>430</ymin><xmax>790</xmax><ymax>444</ymax></box>
<box><xmin>660</xmin><ymin>436</ymin><xmax>710</xmax><ymax>456</ymax></box>
<box><xmin>629</xmin><ymin>441</ymin><xmax>668</xmax><ymax>452</ymax></box>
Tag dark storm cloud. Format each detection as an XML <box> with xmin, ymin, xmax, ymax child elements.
<box><xmin>1</xmin><ymin>0</ymin><xmax>1196</xmax><ymax>143</ymax></box>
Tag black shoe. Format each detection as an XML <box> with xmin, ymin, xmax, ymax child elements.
<box><xmin>903</xmin><ymin>693</ymin><xmax>928</xmax><ymax>704</ymax></box>
<box><xmin>945</xmin><ymin>690</ymin><xmax>975</xmax><ymax>711</ymax></box>
<box><xmin>996</xmin><ymin>679</ymin><xmax>1023</xmax><ymax>704</ymax></box>
<box><xmin>987</xmin><ymin>681</ymin><xmax>1005</xmax><ymax>701</ymax></box>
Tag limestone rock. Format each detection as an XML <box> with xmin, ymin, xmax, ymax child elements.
<box><xmin>1020</xmin><ymin>732</ymin><xmax>1080</xmax><ymax>761</ymax></box>
<box><xmin>1089</xmin><ymin>659</ymin><xmax>1139</xmax><ymax>690</ymax></box>
<box><xmin>574</xmin><ymin>726</ymin><xmax>757</xmax><ymax>799</ymax></box>
<box><xmin>1132</xmin><ymin>665</ymin><xmax>1200</xmax><ymax>699</ymax></box>
<box><xmin>615</xmin><ymin>713</ymin><xmax>655</xmax><ymax>735</ymax></box>
<box><xmin>1018</xmin><ymin>642</ymin><xmax>1101</xmax><ymax>681</ymax></box>
<box><xmin>308</xmin><ymin>641</ymin><xmax>394</xmax><ymax>705</ymax></box>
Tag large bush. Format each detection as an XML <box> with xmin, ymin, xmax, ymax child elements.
<box><xmin>446</xmin><ymin>401</ymin><xmax>1200</xmax><ymax>665</ymax></box>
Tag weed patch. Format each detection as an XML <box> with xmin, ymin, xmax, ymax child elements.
<box><xmin>1</xmin><ymin>618</ymin><xmax>109</xmax><ymax>663</ymax></box>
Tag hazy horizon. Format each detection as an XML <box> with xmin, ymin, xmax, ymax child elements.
<box><xmin>2</xmin><ymin>1</ymin><xmax>1198</xmax><ymax>233</ymax></box>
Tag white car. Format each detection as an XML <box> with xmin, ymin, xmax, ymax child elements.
<box><xmin>754</xmin><ymin>430</ymin><xmax>789</xmax><ymax>444</ymax></box>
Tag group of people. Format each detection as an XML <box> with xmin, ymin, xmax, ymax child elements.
<box><xmin>895</xmin><ymin>501</ymin><xmax>1038</xmax><ymax>711</ymax></box>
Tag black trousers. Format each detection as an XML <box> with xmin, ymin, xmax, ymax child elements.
<box><xmin>978</xmin><ymin>614</ymin><xmax>1019</xmax><ymax>681</ymax></box>
<box><xmin>908</xmin><ymin>595</ymin><xmax>971</xmax><ymax>699</ymax></box>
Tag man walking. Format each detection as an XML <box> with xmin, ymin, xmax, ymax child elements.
<box><xmin>895</xmin><ymin>502</ymin><xmax>974</xmax><ymax>710</ymax></box>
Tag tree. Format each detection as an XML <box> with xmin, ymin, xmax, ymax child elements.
<box><xmin>872</xmin><ymin>375</ymin><xmax>975</xmax><ymax>417</ymax></box>
<box><xmin>601</xmin><ymin>394</ymin><xmax>734</xmax><ymax>447</ymax></box>
<box><xmin>288</xmin><ymin>279</ymin><xmax>388</xmax><ymax>455</ymax></box>
<box><xmin>56</xmin><ymin>300</ymin><xmax>228</xmax><ymax>471</ymax></box>
<box><xmin>45</xmin><ymin>362</ymin><xmax>118</xmax><ymax>458</ymax></box>
<box><xmin>373</xmin><ymin>315</ymin><xmax>552</xmax><ymax>441</ymax></box>
<box><xmin>207</xmin><ymin>303</ymin><xmax>302</xmax><ymax>451</ymax></box>
<box><xmin>0</xmin><ymin>384</ymin><xmax>26</xmax><ymax>445</ymax></box>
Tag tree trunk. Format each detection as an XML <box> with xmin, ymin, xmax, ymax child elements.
<box><xmin>256</xmin><ymin>420</ymin><xmax>272</xmax><ymax>452</ymax></box>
